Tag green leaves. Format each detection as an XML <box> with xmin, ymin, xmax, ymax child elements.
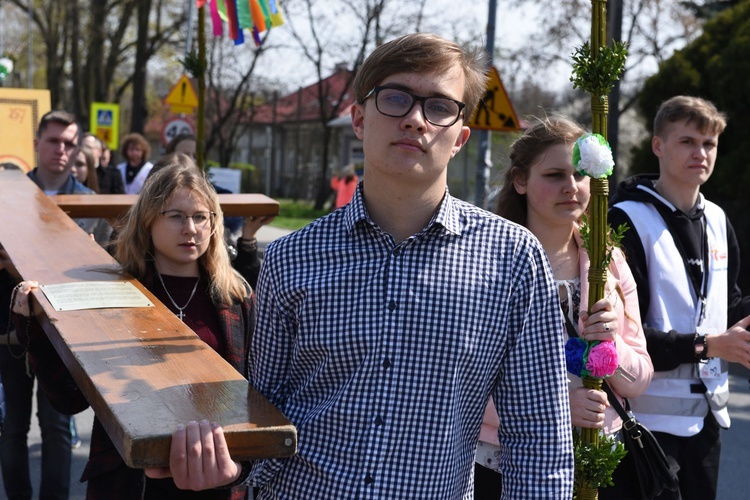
<box><xmin>579</xmin><ymin>215</ymin><xmax>629</xmax><ymax>269</ymax></box>
<box><xmin>180</xmin><ymin>50</ymin><xmax>206</xmax><ymax>78</ymax></box>
<box><xmin>570</xmin><ymin>41</ymin><xmax>629</xmax><ymax>97</ymax></box>
<box><xmin>572</xmin><ymin>428</ymin><xmax>628</xmax><ymax>496</ymax></box>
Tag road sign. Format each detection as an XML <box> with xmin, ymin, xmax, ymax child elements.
<box><xmin>468</xmin><ymin>66</ymin><xmax>521</xmax><ymax>132</ymax></box>
<box><xmin>164</xmin><ymin>74</ymin><xmax>198</xmax><ymax>114</ymax></box>
<box><xmin>162</xmin><ymin>116</ymin><xmax>195</xmax><ymax>146</ymax></box>
<box><xmin>90</xmin><ymin>102</ymin><xmax>120</xmax><ymax>150</ymax></box>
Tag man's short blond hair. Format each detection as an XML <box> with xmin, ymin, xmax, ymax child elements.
<box><xmin>654</xmin><ymin>96</ymin><xmax>727</xmax><ymax>137</ymax></box>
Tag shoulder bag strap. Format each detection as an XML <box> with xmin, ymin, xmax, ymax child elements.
<box><xmin>603</xmin><ymin>381</ymin><xmax>645</xmax><ymax>446</ymax></box>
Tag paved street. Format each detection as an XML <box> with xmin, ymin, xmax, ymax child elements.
<box><xmin>8</xmin><ymin>361</ymin><xmax>750</xmax><ymax>498</ymax></box>
<box><xmin>4</xmin><ymin>225</ymin><xmax>750</xmax><ymax>497</ymax></box>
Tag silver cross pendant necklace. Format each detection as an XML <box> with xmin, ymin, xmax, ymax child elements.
<box><xmin>157</xmin><ymin>272</ymin><xmax>200</xmax><ymax>321</ymax></box>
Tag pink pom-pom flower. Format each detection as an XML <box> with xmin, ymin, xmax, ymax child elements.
<box><xmin>586</xmin><ymin>341</ymin><xmax>618</xmax><ymax>378</ymax></box>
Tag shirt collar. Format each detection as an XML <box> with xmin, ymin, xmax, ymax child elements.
<box><xmin>27</xmin><ymin>168</ymin><xmax>77</xmax><ymax>194</ymax></box>
<box><xmin>343</xmin><ymin>182</ymin><xmax>462</xmax><ymax>237</ymax></box>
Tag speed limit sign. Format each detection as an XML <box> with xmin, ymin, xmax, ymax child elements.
<box><xmin>161</xmin><ymin>117</ymin><xmax>195</xmax><ymax>146</ymax></box>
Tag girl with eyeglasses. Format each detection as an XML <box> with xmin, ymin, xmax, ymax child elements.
<box><xmin>11</xmin><ymin>154</ymin><xmax>254</xmax><ymax>499</ymax></box>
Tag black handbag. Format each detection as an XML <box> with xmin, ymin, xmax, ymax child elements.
<box><xmin>603</xmin><ymin>382</ymin><xmax>679</xmax><ymax>499</ymax></box>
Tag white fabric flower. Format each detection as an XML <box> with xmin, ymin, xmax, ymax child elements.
<box><xmin>574</xmin><ymin>134</ymin><xmax>614</xmax><ymax>179</ymax></box>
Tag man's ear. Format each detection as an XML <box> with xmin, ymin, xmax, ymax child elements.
<box><xmin>351</xmin><ymin>103</ymin><xmax>365</xmax><ymax>140</ymax></box>
<box><xmin>652</xmin><ymin>135</ymin><xmax>663</xmax><ymax>158</ymax></box>
<box><xmin>450</xmin><ymin>126</ymin><xmax>471</xmax><ymax>157</ymax></box>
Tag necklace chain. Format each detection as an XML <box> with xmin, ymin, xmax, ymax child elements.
<box><xmin>157</xmin><ymin>273</ymin><xmax>200</xmax><ymax>321</ymax></box>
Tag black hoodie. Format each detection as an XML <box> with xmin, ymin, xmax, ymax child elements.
<box><xmin>609</xmin><ymin>174</ymin><xmax>750</xmax><ymax>371</ymax></box>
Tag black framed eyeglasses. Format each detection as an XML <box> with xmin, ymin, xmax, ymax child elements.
<box><xmin>363</xmin><ymin>86</ymin><xmax>466</xmax><ymax>127</ymax></box>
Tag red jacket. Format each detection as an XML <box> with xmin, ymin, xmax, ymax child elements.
<box><xmin>330</xmin><ymin>175</ymin><xmax>359</xmax><ymax>209</ymax></box>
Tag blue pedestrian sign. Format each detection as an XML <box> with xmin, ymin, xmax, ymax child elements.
<box><xmin>97</xmin><ymin>110</ymin><xmax>113</xmax><ymax>126</ymax></box>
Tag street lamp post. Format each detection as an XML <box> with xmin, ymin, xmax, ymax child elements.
<box><xmin>27</xmin><ymin>0</ymin><xmax>32</xmax><ymax>88</ymax></box>
<box><xmin>474</xmin><ymin>0</ymin><xmax>497</xmax><ymax>208</ymax></box>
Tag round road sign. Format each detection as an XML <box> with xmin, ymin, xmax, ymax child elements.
<box><xmin>162</xmin><ymin>117</ymin><xmax>195</xmax><ymax>146</ymax></box>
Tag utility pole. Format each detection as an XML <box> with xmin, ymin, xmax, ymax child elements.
<box><xmin>27</xmin><ymin>0</ymin><xmax>32</xmax><ymax>88</ymax></box>
<box><xmin>474</xmin><ymin>0</ymin><xmax>497</xmax><ymax>208</ymax></box>
<box><xmin>607</xmin><ymin>0</ymin><xmax>623</xmax><ymax>187</ymax></box>
<box><xmin>185</xmin><ymin>0</ymin><xmax>195</xmax><ymax>60</ymax></box>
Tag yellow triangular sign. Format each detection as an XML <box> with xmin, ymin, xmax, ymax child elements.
<box><xmin>468</xmin><ymin>66</ymin><xmax>520</xmax><ymax>132</ymax></box>
<box><xmin>164</xmin><ymin>74</ymin><xmax>198</xmax><ymax>111</ymax></box>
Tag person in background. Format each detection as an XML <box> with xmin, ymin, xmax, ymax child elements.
<box><xmin>83</xmin><ymin>133</ymin><xmax>124</xmax><ymax>194</ymax></box>
<box><xmin>71</xmin><ymin>144</ymin><xmax>100</xmax><ymax>193</ymax></box>
<box><xmin>165</xmin><ymin>133</ymin><xmax>197</xmax><ymax>159</ymax></box>
<box><xmin>116</xmin><ymin>132</ymin><xmax>153</xmax><ymax>194</ymax></box>
<box><xmin>609</xmin><ymin>95</ymin><xmax>750</xmax><ymax>499</ymax></box>
<box><xmin>146</xmin><ymin>33</ymin><xmax>574</xmax><ymax>498</ymax></box>
<box><xmin>100</xmin><ymin>142</ymin><xmax>112</xmax><ymax>169</ymax></box>
<box><xmin>486</xmin><ymin>115</ymin><xmax>653</xmax><ymax>499</ymax></box>
<box><xmin>11</xmin><ymin>155</ymin><xmax>255</xmax><ymax>499</ymax></box>
<box><xmin>329</xmin><ymin>163</ymin><xmax>359</xmax><ymax>209</ymax></box>
<box><xmin>0</xmin><ymin>110</ymin><xmax>81</xmax><ymax>500</ymax></box>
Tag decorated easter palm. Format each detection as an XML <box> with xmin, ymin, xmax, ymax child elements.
<box><xmin>567</xmin><ymin>0</ymin><xmax>629</xmax><ymax>498</ymax></box>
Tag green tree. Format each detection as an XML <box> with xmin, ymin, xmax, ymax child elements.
<box><xmin>681</xmin><ymin>0</ymin><xmax>742</xmax><ymax>18</ymax></box>
<box><xmin>631</xmin><ymin>0</ymin><xmax>750</xmax><ymax>289</ymax></box>
<box><xmin>5</xmin><ymin>0</ymin><xmax>185</xmax><ymax>131</ymax></box>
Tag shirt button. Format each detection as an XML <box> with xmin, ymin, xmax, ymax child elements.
<box><xmin>388</xmin><ymin>300</ymin><xmax>396</xmax><ymax>311</ymax></box>
<box><xmin>364</xmin><ymin>474</ymin><xmax>374</xmax><ymax>485</ymax></box>
<box><xmin>392</xmin><ymin>247</ymin><xmax>400</xmax><ymax>256</ymax></box>
<box><xmin>375</xmin><ymin>416</ymin><xmax>384</xmax><ymax>426</ymax></box>
<box><xmin>382</xmin><ymin>358</ymin><xmax>392</xmax><ymax>369</ymax></box>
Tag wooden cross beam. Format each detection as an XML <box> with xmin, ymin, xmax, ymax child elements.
<box><xmin>52</xmin><ymin>193</ymin><xmax>280</xmax><ymax>219</ymax></box>
<box><xmin>0</xmin><ymin>170</ymin><xmax>295</xmax><ymax>468</ymax></box>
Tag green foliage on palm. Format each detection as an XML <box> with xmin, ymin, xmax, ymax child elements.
<box><xmin>570</xmin><ymin>42</ymin><xmax>629</xmax><ymax>97</ymax></box>
<box><xmin>572</xmin><ymin>428</ymin><xmax>628</xmax><ymax>496</ymax></box>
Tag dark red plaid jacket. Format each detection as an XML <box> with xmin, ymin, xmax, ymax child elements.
<box><xmin>20</xmin><ymin>272</ymin><xmax>254</xmax><ymax>500</ymax></box>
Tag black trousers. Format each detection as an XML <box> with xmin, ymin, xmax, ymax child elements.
<box><xmin>652</xmin><ymin>413</ymin><xmax>721</xmax><ymax>500</ymax></box>
<box><xmin>473</xmin><ymin>463</ymin><xmax>502</xmax><ymax>500</ymax></box>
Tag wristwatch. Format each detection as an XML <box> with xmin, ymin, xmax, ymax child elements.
<box><xmin>693</xmin><ymin>333</ymin><xmax>709</xmax><ymax>360</ymax></box>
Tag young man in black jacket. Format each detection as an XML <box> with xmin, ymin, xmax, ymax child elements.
<box><xmin>609</xmin><ymin>95</ymin><xmax>750</xmax><ymax>499</ymax></box>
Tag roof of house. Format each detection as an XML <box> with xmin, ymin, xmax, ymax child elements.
<box><xmin>251</xmin><ymin>68</ymin><xmax>356</xmax><ymax>125</ymax></box>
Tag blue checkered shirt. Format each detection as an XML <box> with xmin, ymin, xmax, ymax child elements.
<box><xmin>249</xmin><ymin>187</ymin><xmax>573</xmax><ymax>499</ymax></box>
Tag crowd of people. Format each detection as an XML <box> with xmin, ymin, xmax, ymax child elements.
<box><xmin>1</xmin><ymin>32</ymin><xmax>749</xmax><ymax>500</ymax></box>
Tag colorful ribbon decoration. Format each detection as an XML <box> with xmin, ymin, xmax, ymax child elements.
<box><xmin>202</xmin><ymin>0</ymin><xmax>284</xmax><ymax>46</ymax></box>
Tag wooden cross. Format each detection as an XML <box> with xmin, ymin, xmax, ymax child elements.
<box><xmin>0</xmin><ymin>170</ymin><xmax>295</xmax><ymax>468</ymax></box>
<box><xmin>51</xmin><ymin>193</ymin><xmax>280</xmax><ymax>219</ymax></box>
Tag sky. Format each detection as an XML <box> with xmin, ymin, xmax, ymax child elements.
<box><xmin>244</xmin><ymin>0</ymin><xmax>563</xmax><ymax>94</ymax></box>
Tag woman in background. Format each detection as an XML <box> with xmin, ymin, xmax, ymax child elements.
<box><xmin>116</xmin><ymin>132</ymin><xmax>153</xmax><ymax>194</ymax></box>
<box><xmin>71</xmin><ymin>145</ymin><xmax>100</xmax><ymax>193</ymax></box>
<box><xmin>477</xmin><ymin>116</ymin><xmax>653</xmax><ymax>499</ymax></box>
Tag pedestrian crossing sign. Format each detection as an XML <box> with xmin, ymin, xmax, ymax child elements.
<box><xmin>97</xmin><ymin>109</ymin><xmax>113</xmax><ymax>126</ymax></box>
<box><xmin>468</xmin><ymin>66</ymin><xmax>521</xmax><ymax>132</ymax></box>
<box><xmin>90</xmin><ymin>102</ymin><xmax>120</xmax><ymax>150</ymax></box>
